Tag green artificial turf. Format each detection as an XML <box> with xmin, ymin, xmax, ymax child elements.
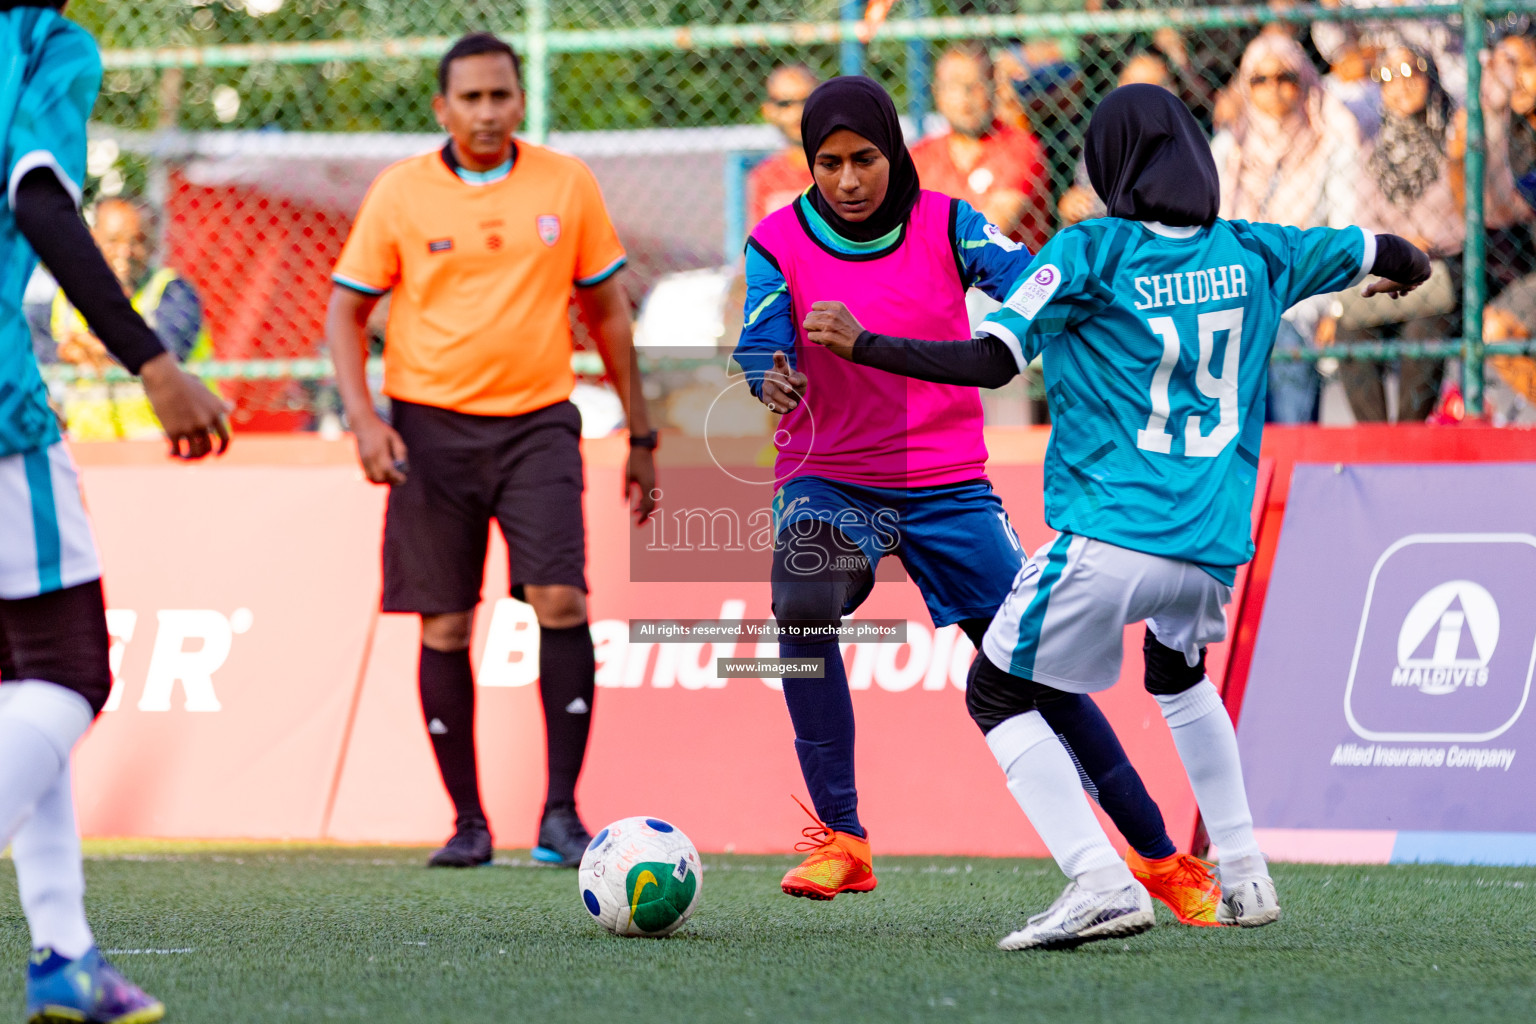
<box><xmin>2</xmin><ymin>843</ymin><xmax>1533</xmax><ymax>1023</ymax></box>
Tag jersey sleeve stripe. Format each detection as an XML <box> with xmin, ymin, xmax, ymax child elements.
<box><xmin>8</xmin><ymin>151</ymin><xmax>81</xmax><ymax>212</ymax></box>
<box><xmin>1346</xmin><ymin>227</ymin><xmax>1377</xmax><ymax>289</ymax></box>
<box><xmin>946</xmin><ymin>198</ymin><xmax>969</xmax><ymax>288</ymax></box>
<box><xmin>744</xmin><ymin>282</ymin><xmax>787</xmax><ymax>328</ymax></box>
<box><xmin>1231</xmin><ymin>225</ymin><xmax>1287</xmax><ymax>280</ymax></box>
<box><xmin>332</xmin><ymin>274</ymin><xmax>388</xmax><ymax>296</ymax></box>
<box><xmin>575</xmin><ymin>255</ymin><xmax>627</xmax><ymax>288</ymax></box>
<box><xmin>1095</xmin><ymin>222</ymin><xmax>1133</xmax><ymax>282</ymax></box>
<box><xmin>978</xmin><ymin>321</ymin><xmax>1028</xmax><ymax>373</ymax></box>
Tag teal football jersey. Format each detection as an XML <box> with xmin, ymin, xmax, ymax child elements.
<box><xmin>979</xmin><ymin>218</ymin><xmax>1370</xmax><ymax>581</ymax></box>
<box><xmin>0</xmin><ymin>6</ymin><xmax>101</xmax><ymax>457</ymax></box>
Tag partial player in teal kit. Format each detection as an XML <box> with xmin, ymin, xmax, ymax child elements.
<box><xmin>0</xmin><ymin>2</ymin><xmax>94</xmax><ymax>458</ymax></box>
<box><xmin>975</xmin><ymin>210</ymin><xmax>1368</xmax><ymax>585</ymax></box>
<box><xmin>803</xmin><ymin>84</ymin><xmax>1432</xmax><ymax>950</ymax></box>
<box><xmin>0</xmin><ymin>4</ymin><xmax>227</xmax><ymax>1022</ymax></box>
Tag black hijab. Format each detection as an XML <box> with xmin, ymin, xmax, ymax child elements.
<box><xmin>1085</xmin><ymin>84</ymin><xmax>1219</xmax><ymax>227</ymax></box>
<box><xmin>800</xmin><ymin>76</ymin><xmax>922</xmax><ymax>243</ymax></box>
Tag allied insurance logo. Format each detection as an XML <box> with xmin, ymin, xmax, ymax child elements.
<box><xmin>1393</xmin><ymin>580</ymin><xmax>1497</xmax><ymax>695</ymax></box>
<box><xmin>1345</xmin><ymin>534</ymin><xmax>1536</xmax><ymax>743</ymax></box>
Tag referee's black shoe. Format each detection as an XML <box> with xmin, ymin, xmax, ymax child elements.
<box><xmin>532</xmin><ymin>805</ymin><xmax>593</xmax><ymax>868</ymax></box>
<box><xmin>428</xmin><ymin>816</ymin><xmax>494</xmax><ymax>868</ymax></box>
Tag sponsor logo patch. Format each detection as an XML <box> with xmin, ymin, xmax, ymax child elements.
<box><xmin>537</xmin><ymin>214</ymin><xmax>561</xmax><ymax>246</ymax></box>
<box><xmin>1003</xmin><ymin>263</ymin><xmax>1061</xmax><ymax>320</ymax></box>
<box><xmin>428</xmin><ymin>238</ymin><xmax>453</xmax><ymax>254</ymax></box>
<box><xmin>983</xmin><ymin>222</ymin><xmax>1022</xmax><ymax>251</ymax></box>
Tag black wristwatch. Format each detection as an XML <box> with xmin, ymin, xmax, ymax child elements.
<box><xmin>629</xmin><ymin>429</ymin><xmax>659</xmax><ymax>451</ymax></box>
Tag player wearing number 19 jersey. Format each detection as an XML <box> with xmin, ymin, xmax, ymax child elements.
<box><xmin>802</xmin><ymin>84</ymin><xmax>1432</xmax><ymax>950</ymax></box>
<box><xmin>977</xmin><ymin>213</ymin><xmax>1367</xmax><ymax>590</ymax></box>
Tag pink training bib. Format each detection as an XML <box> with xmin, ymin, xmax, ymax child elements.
<box><xmin>751</xmin><ymin>190</ymin><xmax>988</xmax><ymax>488</ymax></box>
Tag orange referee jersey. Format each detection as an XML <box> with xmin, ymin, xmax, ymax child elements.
<box><xmin>332</xmin><ymin>142</ymin><xmax>626</xmax><ymax>417</ymax></box>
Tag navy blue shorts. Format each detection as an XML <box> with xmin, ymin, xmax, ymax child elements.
<box><xmin>772</xmin><ymin>476</ymin><xmax>1025</xmax><ymax>626</ymax></box>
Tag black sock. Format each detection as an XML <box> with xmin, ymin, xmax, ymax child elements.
<box><xmin>780</xmin><ymin>639</ymin><xmax>863</xmax><ymax>837</ymax></box>
<box><xmin>962</xmin><ymin>615</ymin><xmax>1178</xmax><ymax>860</ymax></box>
<box><xmin>1037</xmin><ymin>692</ymin><xmax>1178</xmax><ymax>860</ymax></box>
<box><xmin>418</xmin><ymin>646</ymin><xmax>485</xmax><ymax>827</ymax></box>
<box><xmin>539</xmin><ymin>622</ymin><xmax>596</xmax><ymax>813</ymax></box>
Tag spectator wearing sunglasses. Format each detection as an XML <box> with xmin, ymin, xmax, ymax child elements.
<box><xmin>1211</xmin><ymin>33</ymin><xmax>1363</xmax><ymax>423</ymax></box>
<box><xmin>1342</xmin><ymin>46</ymin><xmax>1464</xmax><ymax>422</ymax></box>
<box><xmin>746</xmin><ymin>63</ymin><xmax>820</xmax><ymax>230</ymax></box>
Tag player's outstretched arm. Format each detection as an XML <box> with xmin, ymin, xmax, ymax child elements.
<box><xmin>1359</xmin><ymin>233</ymin><xmax>1434</xmax><ymax>299</ymax></box>
<box><xmin>803</xmin><ymin>300</ymin><xmax>1019</xmax><ymax>388</ymax></box>
<box><xmin>325</xmin><ymin>283</ymin><xmax>406</xmax><ymax>485</ymax></box>
<box><xmin>13</xmin><ymin>168</ymin><xmax>228</xmax><ymax>458</ymax></box>
<box><xmin>137</xmin><ymin>354</ymin><xmax>231</xmax><ymax>459</ymax></box>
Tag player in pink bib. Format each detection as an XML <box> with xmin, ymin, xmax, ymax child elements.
<box><xmin>734</xmin><ymin>76</ymin><xmax>1219</xmax><ymax>918</ymax></box>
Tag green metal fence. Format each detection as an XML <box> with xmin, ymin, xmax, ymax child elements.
<box><xmin>38</xmin><ymin>1</ymin><xmax>1536</xmax><ymax>432</ymax></box>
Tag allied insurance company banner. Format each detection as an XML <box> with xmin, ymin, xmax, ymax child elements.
<box><xmin>1240</xmin><ymin>463</ymin><xmax>1536</xmax><ymax>865</ymax></box>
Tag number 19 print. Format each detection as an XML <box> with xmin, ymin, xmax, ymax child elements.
<box><xmin>1135</xmin><ymin>307</ymin><xmax>1243</xmax><ymax>458</ymax></box>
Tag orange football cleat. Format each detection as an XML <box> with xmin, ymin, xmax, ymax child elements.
<box><xmin>1126</xmin><ymin>850</ymin><xmax>1224</xmax><ymax>927</ymax></box>
<box><xmin>780</xmin><ymin>796</ymin><xmax>878</xmax><ymax>900</ymax></box>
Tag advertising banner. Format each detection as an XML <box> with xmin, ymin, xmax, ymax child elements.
<box><xmin>73</xmin><ymin>458</ymin><xmax>384</xmax><ymax>838</ymax></box>
<box><xmin>1239</xmin><ymin>463</ymin><xmax>1536</xmax><ymax>865</ymax></box>
<box><xmin>66</xmin><ymin>435</ymin><xmax>1254</xmax><ymax>856</ymax></box>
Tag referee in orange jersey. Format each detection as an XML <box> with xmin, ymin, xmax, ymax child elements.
<box><xmin>326</xmin><ymin>32</ymin><xmax>656</xmax><ymax>868</ymax></box>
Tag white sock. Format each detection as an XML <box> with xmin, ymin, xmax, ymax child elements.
<box><xmin>1153</xmin><ymin>679</ymin><xmax>1266</xmax><ymax>875</ymax></box>
<box><xmin>0</xmin><ymin>682</ymin><xmax>94</xmax><ymax>842</ymax></box>
<box><xmin>0</xmin><ymin>682</ymin><xmax>96</xmax><ymax>957</ymax></box>
<box><xmin>13</xmin><ymin>765</ymin><xmax>93</xmax><ymax>958</ymax></box>
<box><xmin>985</xmin><ymin>712</ymin><xmax>1133</xmax><ymax>890</ymax></box>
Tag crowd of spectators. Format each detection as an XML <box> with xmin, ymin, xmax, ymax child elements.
<box><xmin>743</xmin><ymin>8</ymin><xmax>1536</xmax><ymax>425</ymax></box>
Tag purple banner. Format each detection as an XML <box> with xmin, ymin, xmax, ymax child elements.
<box><xmin>1240</xmin><ymin>464</ymin><xmax>1536</xmax><ymax>833</ymax></box>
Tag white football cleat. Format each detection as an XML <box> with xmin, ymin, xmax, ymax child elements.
<box><xmin>998</xmin><ymin>880</ymin><xmax>1155</xmax><ymax>951</ymax></box>
<box><xmin>1216</xmin><ymin>875</ymin><xmax>1281</xmax><ymax>927</ymax></box>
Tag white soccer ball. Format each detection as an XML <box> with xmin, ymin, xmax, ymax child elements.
<box><xmin>578</xmin><ymin>816</ymin><xmax>702</xmax><ymax>938</ymax></box>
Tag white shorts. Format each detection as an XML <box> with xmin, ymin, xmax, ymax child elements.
<box><xmin>0</xmin><ymin>442</ymin><xmax>100</xmax><ymax>600</ymax></box>
<box><xmin>981</xmin><ymin>533</ymin><xmax>1231</xmax><ymax>694</ymax></box>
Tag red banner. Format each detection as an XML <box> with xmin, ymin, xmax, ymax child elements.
<box><xmin>75</xmin><ymin>448</ymin><xmax>382</xmax><ymax>838</ymax></box>
<box><xmin>69</xmin><ymin>432</ymin><xmax>1253</xmax><ymax>856</ymax></box>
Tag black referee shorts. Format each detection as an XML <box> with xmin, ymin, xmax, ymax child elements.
<box><xmin>382</xmin><ymin>398</ymin><xmax>588</xmax><ymax>615</ymax></box>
